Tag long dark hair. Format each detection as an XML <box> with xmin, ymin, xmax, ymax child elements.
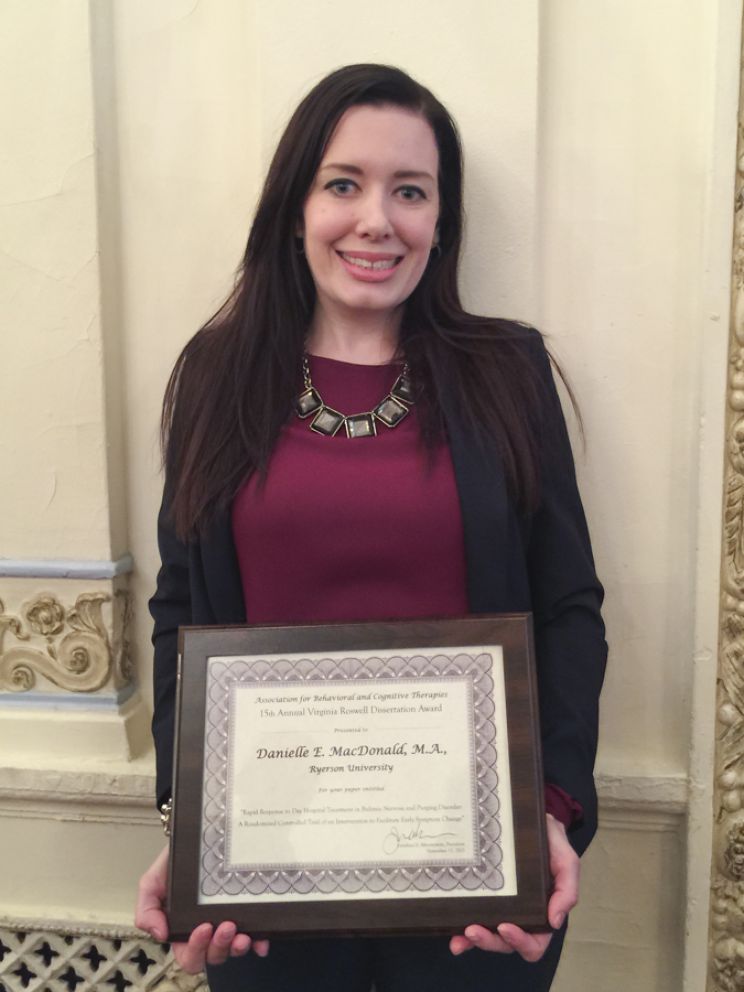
<box><xmin>163</xmin><ymin>63</ymin><xmax>557</xmax><ymax>539</ymax></box>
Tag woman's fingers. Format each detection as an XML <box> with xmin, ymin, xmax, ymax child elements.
<box><xmin>450</xmin><ymin>815</ymin><xmax>579</xmax><ymax>961</ymax></box>
<box><xmin>134</xmin><ymin>846</ymin><xmax>170</xmax><ymax>942</ymax></box>
<box><xmin>449</xmin><ymin>934</ymin><xmax>469</xmax><ymax>956</ymax></box>
<box><xmin>172</xmin><ymin>923</ymin><xmax>214</xmax><ymax>974</ymax></box>
<box><xmin>135</xmin><ymin>901</ymin><xmax>169</xmax><ymax>944</ymax></box>
<box><xmin>205</xmin><ymin>922</ymin><xmax>239</xmax><ymax>967</ymax></box>
<box><xmin>545</xmin><ymin>813</ymin><xmax>580</xmax><ymax>930</ymax></box>
<box><xmin>229</xmin><ymin>933</ymin><xmax>252</xmax><ymax>956</ymax></box>
<box><xmin>171</xmin><ymin>922</ymin><xmax>260</xmax><ymax>973</ymax></box>
<box><xmin>496</xmin><ymin>924</ymin><xmax>552</xmax><ymax>963</ymax></box>
<box><xmin>134</xmin><ymin>873</ymin><xmax>169</xmax><ymax>943</ymax></box>
<box><xmin>227</xmin><ymin>933</ymin><xmax>268</xmax><ymax>958</ymax></box>
<box><xmin>450</xmin><ymin>923</ymin><xmax>552</xmax><ymax>961</ymax></box>
<box><xmin>135</xmin><ymin>847</ymin><xmax>261</xmax><ymax>972</ymax></box>
<box><xmin>449</xmin><ymin>925</ymin><xmax>514</xmax><ymax>955</ymax></box>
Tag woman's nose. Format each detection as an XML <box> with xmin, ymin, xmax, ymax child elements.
<box><xmin>355</xmin><ymin>193</ymin><xmax>392</xmax><ymax>239</ymax></box>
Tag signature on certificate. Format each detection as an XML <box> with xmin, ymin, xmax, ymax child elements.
<box><xmin>382</xmin><ymin>821</ymin><xmax>459</xmax><ymax>855</ymax></box>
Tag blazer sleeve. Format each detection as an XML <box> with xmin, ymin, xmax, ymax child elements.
<box><xmin>148</xmin><ymin>484</ymin><xmax>192</xmax><ymax>809</ymax></box>
<box><xmin>526</xmin><ymin>333</ymin><xmax>608</xmax><ymax>855</ymax></box>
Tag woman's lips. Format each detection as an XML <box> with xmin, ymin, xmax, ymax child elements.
<box><xmin>336</xmin><ymin>250</ymin><xmax>403</xmax><ymax>281</ymax></box>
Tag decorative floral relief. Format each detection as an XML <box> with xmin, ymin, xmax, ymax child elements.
<box><xmin>114</xmin><ymin>587</ymin><xmax>134</xmax><ymax>686</ymax></box>
<box><xmin>711</xmin><ymin>41</ymin><xmax>744</xmax><ymax>991</ymax></box>
<box><xmin>0</xmin><ymin>590</ymin><xmax>131</xmax><ymax>694</ymax></box>
<box><xmin>724</xmin><ymin>473</ymin><xmax>744</xmax><ymax>603</ymax></box>
<box><xmin>26</xmin><ymin>596</ymin><xmax>66</xmax><ymax>637</ymax></box>
<box><xmin>712</xmin><ymin>934</ymin><xmax>744</xmax><ymax>992</ymax></box>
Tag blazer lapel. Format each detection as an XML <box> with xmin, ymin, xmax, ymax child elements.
<box><xmin>199</xmin><ymin>506</ymin><xmax>247</xmax><ymax>624</ymax></box>
<box><xmin>445</xmin><ymin>409</ymin><xmax>510</xmax><ymax>613</ymax></box>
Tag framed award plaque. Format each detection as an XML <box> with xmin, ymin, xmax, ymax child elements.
<box><xmin>166</xmin><ymin>615</ymin><xmax>550</xmax><ymax>939</ymax></box>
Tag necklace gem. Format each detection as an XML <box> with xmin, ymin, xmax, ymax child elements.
<box><xmin>375</xmin><ymin>396</ymin><xmax>409</xmax><ymax>427</ymax></box>
<box><xmin>390</xmin><ymin>373</ymin><xmax>416</xmax><ymax>405</ymax></box>
<box><xmin>309</xmin><ymin>406</ymin><xmax>345</xmax><ymax>436</ymax></box>
<box><xmin>345</xmin><ymin>414</ymin><xmax>377</xmax><ymax>438</ymax></box>
<box><xmin>295</xmin><ymin>387</ymin><xmax>323</xmax><ymax>418</ymax></box>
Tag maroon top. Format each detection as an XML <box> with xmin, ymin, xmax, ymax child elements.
<box><xmin>232</xmin><ymin>354</ymin><xmax>579</xmax><ymax>828</ymax></box>
<box><xmin>232</xmin><ymin>355</ymin><xmax>469</xmax><ymax>624</ymax></box>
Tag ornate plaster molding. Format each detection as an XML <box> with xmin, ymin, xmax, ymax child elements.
<box><xmin>596</xmin><ymin>769</ymin><xmax>687</xmax><ymax>815</ymax></box>
<box><xmin>0</xmin><ymin>590</ymin><xmax>132</xmax><ymax>693</ymax></box>
<box><xmin>709</xmin><ymin>28</ymin><xmax>744</xmax><ymax>991</ymax></box>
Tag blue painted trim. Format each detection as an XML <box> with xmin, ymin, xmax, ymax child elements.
<box><xmin>0</xmin><ymin>554</ymin><xmax>134</xmax><ymax>579</ymax></box>
<box><xmin>0</xmin><ymin>682</ymin><xmax>137</xmax><ymax>710</ymax></box>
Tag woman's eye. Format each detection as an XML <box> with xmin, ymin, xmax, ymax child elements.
<box><xmin>326</xmin><ymin>179</ymin><xmax>356</xmax><ymax>195</ymax></box>
<box><xmin>397</xmin><ymin>185</ymin><xmax>427</xmax><ymax>202</ymax></box>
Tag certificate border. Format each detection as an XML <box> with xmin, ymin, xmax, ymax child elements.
<box><xmin>167</xmin><ymin>615</ymin><xmax>550</xmax><ymax>938</ymax></box>
<box><xmin>201</xmin><ymin>658</ymin><xmax>500</xmax><ymax>895</ymax></box>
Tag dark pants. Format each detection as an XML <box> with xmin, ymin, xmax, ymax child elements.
<box><xmin>206</xmin><ymin>928</ymin><xmax>566</xmax><ymax>992</ymax></box>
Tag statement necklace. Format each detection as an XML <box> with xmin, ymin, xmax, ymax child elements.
<box><xmin>294</xmin><ymin>355</ymin><xmax>417</xmax><ymax>438</ymax></box>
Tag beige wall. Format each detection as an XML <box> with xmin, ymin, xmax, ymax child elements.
<box><xmin>0</xmin><ymin>2</ymin><xmax>739</xmax><ymax>989</ymax></box>
<box><xmin>0</xmin><ymin>2</ymin><xmax>113</xmax><ymax>560</ymax></box>
<box><xmin>540</xmin><ymin>0</ymin><xmax>707</xmax><ymax>774</ymax></box>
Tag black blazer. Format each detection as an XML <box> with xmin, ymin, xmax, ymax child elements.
<box><xmin>150</xmin><ymin>329</ymin><xmax>607</xmax><ymax>856</ymax></box>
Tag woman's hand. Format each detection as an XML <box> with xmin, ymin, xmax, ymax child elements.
<box><xmin>449</xmin><ymin>813</ymin><xmax>579</xmax><ymax>960</ymax></box>
<box><xmin>135</xmin><ymin>844</ymin><xmax>270</xmax><ymax>973</ymax></box>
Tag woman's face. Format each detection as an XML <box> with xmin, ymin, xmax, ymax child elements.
<box><xmin>301</xmin><ymin>104</ymin><xmax>440</xmax><ymax>329</ymax></box>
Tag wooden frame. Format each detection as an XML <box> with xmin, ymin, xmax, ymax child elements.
<box><xmin>167</xmin><ymin>615</ymin><xmax>549</xmax><ymax>939</ymax></box>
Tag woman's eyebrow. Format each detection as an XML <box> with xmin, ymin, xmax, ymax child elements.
<box><xmin>319</xmin><ymin>162</ymin><xmax>364</xmax><ymax>174</ymax></box>
<box><xmin>318</xmin><ymin>162</ymin><xmax>435</xmax><ymax>181</ymax></box>
<box><xmin>393</xmin><ymin>170</ymin><xmax>435</xmax><ymax>181</ymax></box>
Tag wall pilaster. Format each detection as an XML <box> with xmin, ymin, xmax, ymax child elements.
<box><xmin>0</xmin><ymin>0</ymin><xmax>155</xmax><ymax>937</ymax></box>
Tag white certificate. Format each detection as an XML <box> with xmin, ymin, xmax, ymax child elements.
<box><xmin>198</xmin><ymin>646</ymin><xmax>516</xmax><ymax>904</ymax></box>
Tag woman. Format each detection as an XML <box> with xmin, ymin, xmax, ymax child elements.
<box><xmin>135</xmin><ymin>63</ymin><xmax>607</xmax><ymax>992</ymax></box>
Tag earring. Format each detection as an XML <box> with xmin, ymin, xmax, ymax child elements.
<box><xmin>430</xmin><ymin>224</ymin><xmax>441</xmax><ymax>258</ymax></box>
